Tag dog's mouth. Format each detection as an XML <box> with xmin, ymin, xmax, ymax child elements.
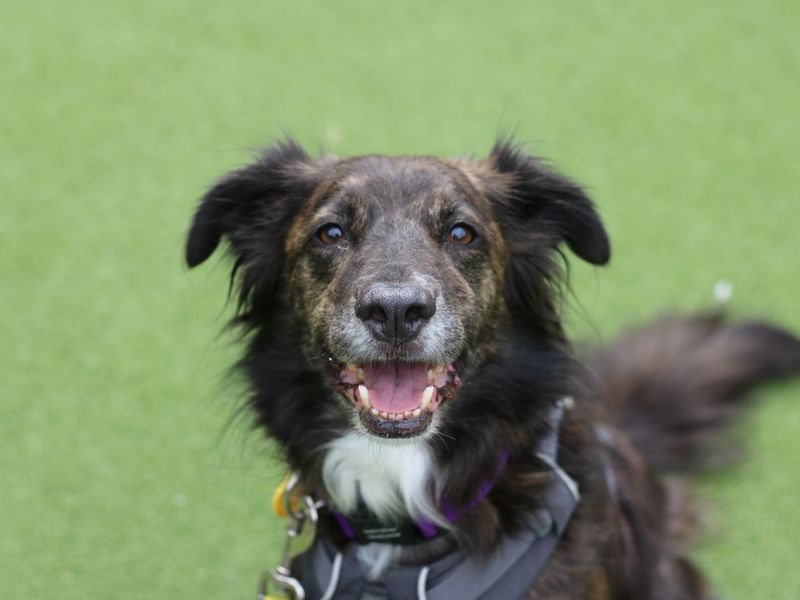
<box><xmin>333</xmin><ymin>361</ymin><xmax>460</xmax><ymax>437</ymax></box>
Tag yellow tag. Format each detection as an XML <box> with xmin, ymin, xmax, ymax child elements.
<box><xmin>263</xmin><ymin>595</ymin><xmax>290</xmax><ymax>600</ymax></box>
<box><xmin>271</xmin><ymin>473</ymin><xmax>304</xmax><ymax>518</ymax></box>
<box><xmin>271</xmin><ymin>473</ymin><xmax>291</xmax><ymax>517</ymax></box>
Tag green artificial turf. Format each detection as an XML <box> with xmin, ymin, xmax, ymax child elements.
<box><xmin>2</xmin><ymin>1</ymin><xmax>799</xmax><ymax>597</ymax></box>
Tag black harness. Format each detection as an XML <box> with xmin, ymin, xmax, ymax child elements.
<box><xmin>296</xmin><ymin>400</ymin><xmax>579</xmax><ymax>600</ymax></box>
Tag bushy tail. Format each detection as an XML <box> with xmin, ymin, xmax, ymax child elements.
<box><xmin>585</xmin><ymin>313</ymin><xmax>800</xmax><ymax>473</ymax></box>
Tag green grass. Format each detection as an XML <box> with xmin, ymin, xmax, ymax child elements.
<box><xmin>2</xmin><ymin>1</ymin><xmax>798</xmax><ymax>597</ymax></box>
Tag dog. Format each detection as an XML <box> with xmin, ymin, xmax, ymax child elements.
<box><xmin>185</xmin><ymin>139</ymin><xmax>800</xmax><ymax>599</ymax></box>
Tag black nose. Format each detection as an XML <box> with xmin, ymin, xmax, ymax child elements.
<box><xmin>355</xmin><ymin>284</ymin><xmax>437</xmax><ymax>345</ymax></box>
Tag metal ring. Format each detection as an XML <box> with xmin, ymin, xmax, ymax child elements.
<box><xmin>300</xmin><ymin>495</ymin><xmax>319</xmax><ymax>524</ymax></box>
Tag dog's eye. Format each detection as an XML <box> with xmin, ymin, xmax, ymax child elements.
<box><xmin>448</xmin><ymin>223</ymin><xmax>477</xmax><ymax>246</ymax></box>
<box><xmin>316</xmin><ymin>223</ymin><xmax>346</xmax><ymax>246</ymax></box>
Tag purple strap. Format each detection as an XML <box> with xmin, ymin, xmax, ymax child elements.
<box><xmin>332</xmin><ymin>509</ymin><xmax>357</xmax><ymax>539</ymax></box>
<box><xmin>442</xmin><ymin>449</ymin><xmax>511</xmax><ymax>520</ymax></box>
<box><xmin>418</xmin><ymin>449</ymin><xmax>511</xmax><ymax>537</ymax></box>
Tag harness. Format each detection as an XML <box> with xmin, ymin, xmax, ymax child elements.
<box><xmin>260</xmin><ymin>398</ymin><xmax>579</xmax><ymax>600</ymax></box>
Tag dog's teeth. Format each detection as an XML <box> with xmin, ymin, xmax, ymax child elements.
<box><xmin>427</xmin><ymin>368</ymin><xmax>435</xmax><ymax>384</ymax></box>
<box><xmin>357</xmin><ymin>367</ymin><xmax>365</xmax><ymax>382</ymax></box>
<box><xmin>357</xmin><ymin>384</ymin><xmax>370</xmax><ymax>409</ymax></box>
<box><xmin>380</xmin><ymin>411</ymin><xmax>389</xmax><ymax>419</ymax></box>
<box><xmin>404</xmin><ymin>410</ymin><xmax>413</xmax><ymax>418</ymax></box>
<box><xmin>392</xmin><ymin>413</ymin><xmax>402</xmax><ymax>421</ymax></box>
<box><xmin>412</xmin><ymin>408</ymin><xmax>421</xmax><ymax>417</ymax></box>
<box><xmin>421</xmin><ymin>385</ymin><xmax>435</xmax><ymax>410</ymax></box>
<box><xmin>370</xmin><ymin>408</ymin><xmax>379</xmax><ymax>416</ymax></box>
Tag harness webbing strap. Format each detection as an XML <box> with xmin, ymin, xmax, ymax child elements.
<box><xmin>299</xmin><ymin>399</ymin><xmax>578</xmax><ymax>600</ymax></box>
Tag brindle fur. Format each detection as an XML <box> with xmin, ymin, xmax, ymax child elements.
<box><xmin>186</xmin><ymin>139</ymin><xmax>800</xmax><ymax>599</ymax></box>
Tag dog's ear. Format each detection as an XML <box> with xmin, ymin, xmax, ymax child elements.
<box><xmin>185</xmin><ymin>139</ymin><xmax>325</xmax><ymax>268</ymax></box>
<box><xmin>483</xmin><ymin>141</ymin><xmax>610</xmax><ymax>266</ymax></box>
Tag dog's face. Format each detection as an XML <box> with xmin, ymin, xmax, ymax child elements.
<box><xmin>282</xmin><ymin>156</ymin><xmax>508</xmax><ymax>437</ymax></box>
<box><xmin>186</xmin><ymin>140</ymin><xmax>609</xmax><ymax>441</ymax></box>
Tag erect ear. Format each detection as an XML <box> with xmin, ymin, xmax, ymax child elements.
<box><xmin>185</xmin><ymin>139</ymin><xmax>323</xmax><ymax>268</ymax></box>
<box><xmin>484</xmin><ymin>140</ymin><xmax>610</xmax><ymax>266</ymax></box>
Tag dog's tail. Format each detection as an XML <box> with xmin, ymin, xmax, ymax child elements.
<box><xmin>585</xmin><ymin>313</ymin><xmax>800</xmax><ymax>473</ymax></box>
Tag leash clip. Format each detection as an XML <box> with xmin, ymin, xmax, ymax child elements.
<box><xmin>258</xmin><ymin>473</ymin><xmax>324</xmax><ymax>600</ymax></box>
<box><xmin>258</xmin><ymin>566</ymin><xmax>306</xmax><ymax>600</ymax></box>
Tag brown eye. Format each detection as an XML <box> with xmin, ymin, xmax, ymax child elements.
<box><xmin>448</xmin><ymin>223</ymin><xmax>476</xmax><ymax>246</ymax></box>
<box><xmin>316</xmin><ymin>223</ymin><xmax>346</xmax><ymax>246</ymax></box>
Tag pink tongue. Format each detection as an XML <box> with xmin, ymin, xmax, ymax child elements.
<box><xmin>364</xmin><ymin>363</ymin><xmax>429</xmax><ymax>413</ymax></box>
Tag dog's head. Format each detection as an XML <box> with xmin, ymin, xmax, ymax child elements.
<box><xmin>186</xmin><ymin>140</ymin><xmax>609</xmax><ymax>444</ymax></box>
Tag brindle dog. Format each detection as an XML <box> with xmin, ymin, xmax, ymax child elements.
<box><xmin>186</xmin><ymin>139</ymin><xmax>800</xmax><ymax>599</ymax></box>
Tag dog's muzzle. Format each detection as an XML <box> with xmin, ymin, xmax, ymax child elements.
<box><xmin>355</xmin><ymin>283</ymin><xmax>437</xmax><ymax>346</ymax></box>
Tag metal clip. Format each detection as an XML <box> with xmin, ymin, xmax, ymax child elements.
<box><xmin>258</xmin><ymin>567</ymin><xmax>305</xmax><ymax>600</ymax></box>
<box><xmin>257</xmin><ymin>473</ymin><xmax>325</xmax><ymax>600</ymax></box>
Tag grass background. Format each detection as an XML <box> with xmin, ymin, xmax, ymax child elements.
<box><xmin>2</xmin><ymin>0</ymin><xmax>799</xmax><ymax>597</ymax></box>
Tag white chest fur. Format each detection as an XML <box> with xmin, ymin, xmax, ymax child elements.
<box><xmin>321</xmin><ymin>433</ymin><xmax>442</xmax><ymax>578</ymax></box>
<box><xmin>322</xmin><ymin>432</ymin><xmax>439</xmax><ymax>522</ymax></box>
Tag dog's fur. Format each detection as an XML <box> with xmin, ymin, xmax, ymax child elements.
<box><xmin>186</xmin><ymin>139</ymin><xmax>800</xmax><ymax>599</ymax></box>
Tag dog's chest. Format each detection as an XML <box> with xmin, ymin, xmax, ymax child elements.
<box><xmin>321</xmin><ymin>433</ymin><xmax>439</xmax><ymax>524</ymax></box>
